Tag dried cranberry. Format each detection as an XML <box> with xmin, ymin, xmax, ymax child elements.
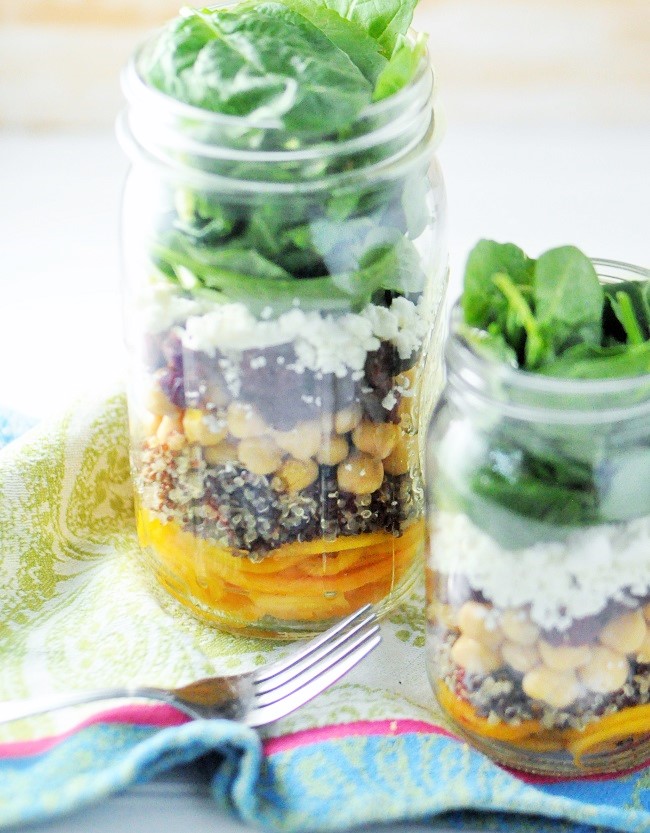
<box><xmin>158</xmin><ymin>365</ymin><xmax>186</xmax><ymax>408</ymax></box>
<box><xmin>237</xmin><ymin>344</ymin><xmax>356</xmax><ymax>430</ymax></box>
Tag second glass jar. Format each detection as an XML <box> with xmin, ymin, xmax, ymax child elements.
<box><xmin>119</xmin><ymin>39</ymin><xmax>448</xmax><ymax>637</ymax></box>
<box><xmin>425</xmin><ymin>260</ymin><xmax>650</xmax><ymax>775</ymax></box>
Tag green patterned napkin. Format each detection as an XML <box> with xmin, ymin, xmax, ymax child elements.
<box><xmin>0</xmin><ymin>392</ymin><xmax>434</xmax><ymax>744</ymax></box>
<box><xmin>2</xmin><ymin>395</ymin><xmax>650</xmax><ymax>833</ymax></box>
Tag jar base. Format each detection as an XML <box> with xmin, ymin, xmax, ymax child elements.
<box><xmin>140</xmin><ymin>544</ymin><xmax>422</xmax><ymax>640</ymax></box>
<box><xmin>431</xmin><ymin>678</ymin><xmax>650</xmax><ymax>777</ymax></box>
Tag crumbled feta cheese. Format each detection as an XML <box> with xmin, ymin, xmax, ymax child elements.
<box><xmin>167</xmin><ymin>295</ymin><xmax>428</xmax><ymax>376</ymax></box>
<box><xmin>431</xmin><ymin>510</ymin><xmax>650</xmax><ymax>631</ymax></box>
<box><xmin>362</xmin><ymin>296</ymin><xmax>428</xmax><ymax>360</ymax></box>
<box><xmin>382</xmin><ymin>391</ymin><xmax>398</xmax><ymax>410</ymax></box>
<box><xmin>136</xmin><ymin>279</ymin><xmax>210</xmax><ymax>333</ymax></box>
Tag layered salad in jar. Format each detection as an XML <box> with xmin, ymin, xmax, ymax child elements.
<box><xmin>121</xmin><ymin>0</ymin><xmax>447</xmax><ymax>634</ymax></box>
<box><xmin>426</xmin><ymin>242</ymin><xmax>650</xmax><ymax>773</ymax></box>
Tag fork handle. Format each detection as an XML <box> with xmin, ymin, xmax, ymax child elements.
<box><xmin>0</xmin><ymin>687</ymin><xmax>161</xmax><ymax>727</ymax></box>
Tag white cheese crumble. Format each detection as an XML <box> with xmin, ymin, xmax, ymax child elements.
<box><xmin>361</xmin><ymin>296</ymin><xmax>429</xmax><ymax>360</ymax></box>
<box><xmin>382</xmin><ymin>391</ymin><xmax>398</xmax><ymax>410</ymax></box>
<box><xmin>175</xmin><ymin>297</ymin><xmax>427</xmax><ymax>378</ymax></box>
<box><xmin>136</xmin><ymin>280</ymin><xmax>211</xmax><ymax>333</ymax></box>
<box><xmin>430</xmin><ymin>510</ymin><xmax>650</xmax><ymax>631</ymax></box>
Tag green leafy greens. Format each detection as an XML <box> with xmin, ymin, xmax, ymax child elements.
<box><xmin>139</xmin><ymin>0</ymin><xmax>430</xmax><ymax>315</ymax></box>
<box><xmin>460</xmin><ymin>240</ymin><xmax>649</xmax><ymax>377</ymax></box>
<box><xmin>452</xmin><ymin>240</ymin><xmax>650</xmax><ymax>548</ymax></box>
<box><xmin>141</xmin><ymin>0</ymin><xmax>424</xmax><ymax>126</ymax></box>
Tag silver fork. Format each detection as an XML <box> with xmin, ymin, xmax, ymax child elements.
<box><xmin>0</xmin><ymin>605</ymin><xmax>380</xmax><ymax>729</ymax></box>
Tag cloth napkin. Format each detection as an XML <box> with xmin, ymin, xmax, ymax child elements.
<box><xmin>0</xmin><ymin>394</ymin><xmax>649</xmax><ymax>832</ymax></box>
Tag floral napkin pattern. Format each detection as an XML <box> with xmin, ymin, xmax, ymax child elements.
<box><xmin>1</xmin><ymin>395</ymin><xmax>649</xmax><ymax>833</ymax></box>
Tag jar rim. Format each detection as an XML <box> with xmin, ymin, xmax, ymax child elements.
<box><xmin>118</xmin><ymin>24</ymin><xmax>439</xmax><ymax>191</ymax></box>
<box><xmin>446</xmin><ymin>258</ymin><xmax>650</xmax><ymax>423</ymax></box>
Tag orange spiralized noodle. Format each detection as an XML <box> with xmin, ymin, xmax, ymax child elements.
<box><xmin>567</xmin><ymin>704</ymin><xmax>650</xmax><ymax>766</ymax></box>
<box><xmin>437</xmin><ymin>682</ymin><xmax>543</xmax><ymax>741</ymax></box>
<box><xmin>137</xmin><ymin>508</ymin><xmax>423</xmax><ymax>622</ymax></box>
<box><xmin>437</xmin><ymin>682</ymin><xmax>650</xmax><ymax>766</ymax></box>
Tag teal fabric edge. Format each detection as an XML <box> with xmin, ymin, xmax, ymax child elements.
<box><xmin>0</xmin><ymin>722</ymin><xmax>648</xmax><ymax>832</ymax></box>
<box><xmin>0</xmin><ymin>407</ymin><xmax>36</xmax><ymax>449</ymax></box>
<box><xmin>0</xmin><ymin>721</ymin><xmax>262</xmax><ymax>829</ymax></box>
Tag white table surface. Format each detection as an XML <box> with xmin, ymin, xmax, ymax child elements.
<box><xmin>1</xmin><ymin>122</ymin><xmax>649</xmax><ymax>831</ymax></box>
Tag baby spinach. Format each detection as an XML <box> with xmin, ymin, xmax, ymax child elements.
<box><xmin>319</xmin><ymin>0</ymin><xmax>419</xmax><ymax>57</ymax></box>
<box><xmin>455</xmin><ymin>240</ymin><xmax>650</xmax><ymax>547</ymax></box>
<box><xmin>373</xmin><ymin>32</ymin><xmax>427</xmax><ymax>101</ymax></box>
<box><xmin>139</xmin><ymin>0</ymin><xmax>429</xmax><ymax>317</ymax></box>
<box><xmin>461</xmin><ymin>240</ymin><xmax>534</xmax><ymax>332</ymax></box>
<box><xmin>141</xmin><ymin>1</ymin><xmax>424</xmax><ymax>131</ymax></box>
<box><xmin>143</xmin><ymin>4</ymin><xmax>374</xmax><ymax>132</ymax></box>
<box><xmin>277</xmin><ymin>0</ymin><xmax>388</xmax><ymax>85</ymax></box>
<box><xmin>533</xmin><ymin>246</ymin><xmax>603</xmax><ymax>357</ymax></box>
<box><xmin>461</xmin><ymin>239</ymin><xmax>648</xmax><ymax>377</ymax></box>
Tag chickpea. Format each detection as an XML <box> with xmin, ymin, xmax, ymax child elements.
<box><xmin>500</xmin><ymin>609</ymin><xmax>539</xmax><ymax>647</ymax></box>
<box><xmin>538</xmin><ymin>640</ymin><xmax>592</xmax><ymax>672</ymax></box>
<box><xmin>501</xmin><ymin>641</ymin><xmax>540</xmax><ymax>675</ymax></box>
<box><xmin>204</xmin><ymin>440</ymin><xmax>239</xmax><ymax>466</ymax></box>
<box><xmin>337</xmin><ymin>452</ymin><xmax>384</xmax><ymax>495</ymax></box>
<box><xmin>141</xmin><ymin>412</ymin><xmax>162</xmax><ymax>438</ymax></box>
<box><xmin>182</xmin><ymin>408</ymin><xmax>228</xmax><ymax>446</ymax></box>
<box><xmin>238</xmin><ymin>437</ymin><xmax>283</xmax><ymax>476</ymax></box>
<box><xmin>450</xmin><ymin>635</ymin><xmax>501</xmax><ymax>677</ymax></box>
<box><xmin>156</xmin><ymin>414</ymin><xmax>186</xmax><ymax>451</ymax></box>
<box><xmin>352</xmin><ymin>420</ymin><xmax>399</xmax><ymax>459</ymax></box>
<box><xmin>578</xmin><ymin>646</ymin><xmax>629</xmax><ymax>694</ymax></box>
<box><xmin>227</xmin><ymin>402</ymin><xmax>268</xmax><ymax>439</ymax></box>
<box><xmin>145</xmin><ymin>373</ymin><xmax>179</xmax><ymax>417</ymax></box>
<box><xmin>316</xmin><ymin>434</ymin><xmax>349</xmax><ymax>466</ymax></box>
<box><xmin>599</xmin><ymin>609</ymin><xmax>647</xmax><ymax>654</ymax></box>
<box><xmin>333</xmin><ymin>404</ymin><xmax>362</xmax><ymax>435</ymax></box>
<box><xmin>522</xmin><ymin>666</ymin><xmax>582</xmax><ymax>710</ymax></box>
<box><xmin>275</xmin><ymin>458</ymin><xmax>319</xmax><ymax>493</ymax></box>
<box><xmin>457</xmin><ymin>601</ymin><xmax>503</xmax><ymax>651</ymax></box>
<box><xmin>274</xmin><ymin>420</ymin><xmax>322</xmax><ymax>460</ymax></box>
<box><xmin>383</xmin><ymin>436</ymin><xmax>411</xmax><ymax>476</ymax></box>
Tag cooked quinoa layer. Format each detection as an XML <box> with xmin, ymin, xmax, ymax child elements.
<box><xmin>432</xmin><ymin>629</ymin><xmax>650</xmax><ymax>732</ymax></box>
<box><xmin>136</xmin><ymin>440</ymin><xmax>422</xmax><ymax>557</ymax></box>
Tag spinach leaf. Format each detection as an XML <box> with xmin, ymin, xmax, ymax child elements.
<box><xmin>457</xmin><ymin>238</ymin><xmax>650</xmax><ymax>540</ymax></box>
<box><xmin>533</xmin><ymin>246</ymin><xmax>603</xmax><ymax>356</ymax></box>
<box><xmin>373</xmin><ymin>32</ymin><xmax>427</xmax><ymax>100</ymax></box>
<box><xmin>609</xmin><ymin>290</ymin><xmax>645</xmax><ymax>345</ymax></box>
<box><xmin>154</xmin><ymin>233</ymin><xmax>293</xmax><ymax>281</ymax></box>
<box><xmin>312</xmin><ymin>0</ymin><xmax>419</xmax><ymax>57</ymax></box>
<box><xmin>277</xmin><ymin>0</ymin><xmax>388</xmax><ymax>84</ymax></box>
<box><xmin>141</xmin><ymin>13</ymin><xmax>211</xmax><ymax>101</ymax></box>
<box><xmin>461</xmin><ymin>239</ymin><xmax>535</xmax><ymax>331</ymax></box>
<box><xmin>331</xmin><ymin>234</ymin><xmax>424</xmax><ymax>297</ymax></box>
<box><xmin>153</xmin><ymin>222</ymin><xmax>423</xmax><ymax>315</ymax></box>
<box><xmin>471</xmin><ymin>465</ymin><xmax>600</xmax><ymax>528</ymax></box>
<box><xmin>457</xmin><ymin>323</ymin><xmax>519</xmax><ymax>367</ymax></box>
<box><xmin>144</xmin><ymin>4</ymin><xmax>373</xmax><ymax>132</ymax></box>
<box><xmin>540</xmin><ymin>341</ymin><xmax>650</xmax><ymax>379</ymax></box>
<box><xmin>491</xmin><ymin>272</ymin><xmax>546</xmax><ymax>367</ymax></box>
<box><xmin>604</xmin><ymin>280</ymin><xmax>650</xmax><ymax>344</ymax></box>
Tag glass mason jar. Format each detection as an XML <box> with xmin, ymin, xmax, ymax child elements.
<box><xmin>118</xmin><ymin>34</ymin><xmax>448</xmax><ymax>638</ymax></box>
<box><xmin>425</xmin><ymin>260</ymin><xmax>650</xmax><ymax>775</ymax></box>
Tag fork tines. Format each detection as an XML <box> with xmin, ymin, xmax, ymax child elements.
<box><xmin>245</xmin><ymin>605</ymin><xmax>380</xmax><ymax>727</ymax></box>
